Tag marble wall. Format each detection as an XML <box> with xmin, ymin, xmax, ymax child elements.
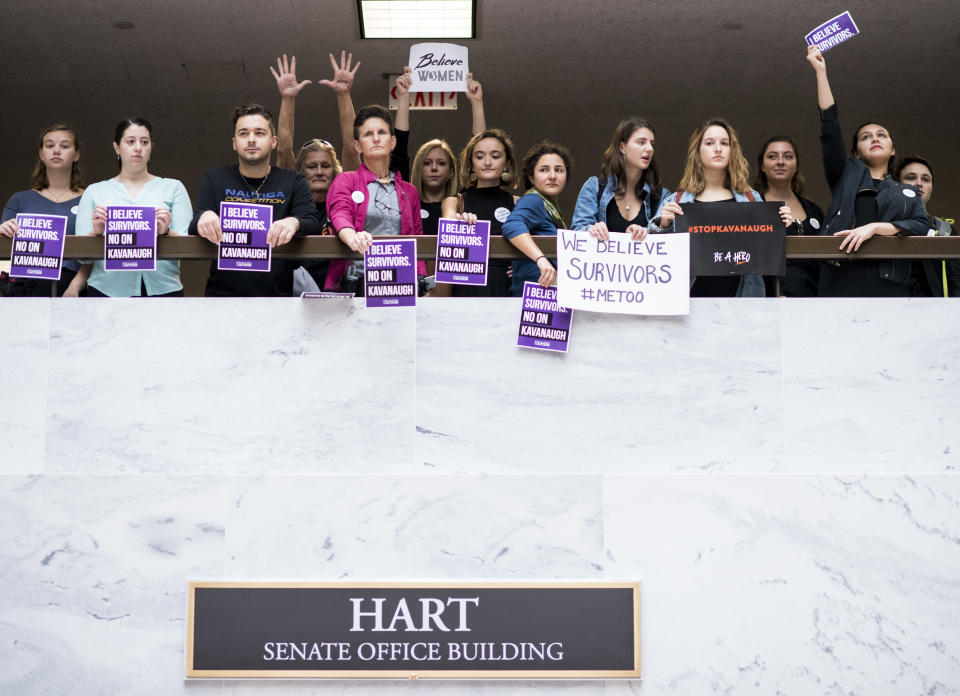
<box><xmin>1</xmin><ymin>298</ymin><xmax>958</xmax><ymax>695</ymax></box>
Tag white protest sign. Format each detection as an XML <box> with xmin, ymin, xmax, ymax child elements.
<box><xmin>408</xmin><ymin>43</ymin><xmax>469</xmax><ymax>92</ymax></box>
<box><xmin>556</xmin><ymin>230</ymin><xmax>690</xmax><ymax>316</ymax></box>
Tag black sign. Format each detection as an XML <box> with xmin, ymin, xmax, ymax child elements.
<box><xmin>186</xmin><ymin>581</ymin><xmax>640</xmax><ymax>679</ymax></box>
<box><xmin>675</xmin><ymin>201</ymin><xmax>786</xmax><ymax>276</ymax></box>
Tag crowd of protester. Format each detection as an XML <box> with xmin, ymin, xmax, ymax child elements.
<box><xmin>3</xmin><ymin>45</ymin><xmax>957</xmax><ymax>299</ymax></box>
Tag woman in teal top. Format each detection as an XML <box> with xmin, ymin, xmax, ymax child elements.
<box><xmin>75</xmin><ymin>117</ymin><xmax>191</xmax><ymax>297</ymax></box>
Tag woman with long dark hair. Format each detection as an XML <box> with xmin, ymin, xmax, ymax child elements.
<box><xmin>572</xmin><ymin>117</ymin><xmax>669</xmax><ymax>241</ymax></box>
<box><xmin>754</xmin><ymin>136</ymin><xmax>824</xmax><ymax>296</ymax></box>
<box><xmin>75</xmin><ymin>117</ymin><xmax>192</xmax><ymax>297</ymax></box>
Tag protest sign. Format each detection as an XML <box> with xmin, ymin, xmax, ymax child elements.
<box><xmin>557</xmin><ymin>230</ymin><xmax>689</xmax><ymax>315</ymax></box>
<box><xmin>10</xmin><ymin>213</ymin><xmax>67</xmax><ymax>281</ymax></box>
<box><xmin>435</xmin><ymin>217</ymin><xmax>490</xmax><ymax>286</ymax></box>
<box><xmin>675</xmin><ymin>202</ymin><xmax>786</xmax><ymax>276</ymax></box>
<box><xmin>805</xmin><ymin>11</ymin><xmax>859</xmax><ymax>53</ymax></box>
<box><xmin>218</xmin><ymin>202</ymin><xmax>272</xmax><ymax>272</ymax></box>
<box><xmin>408</xmin><ymin>43</ymin><xmax>469</xmax><ymax>92</ymax></box>
<box><xmin>388</xmin><ymin>79</ymin><xmax>458</xmax><ymax>110</ymax></box>
<box><xmin>364</xmin><ymin>238</ymin><xmax>417</xmax><ymax>308</ymax></box>
<box><xmin>517</xmin><ymin>282</ymin><xmax>572</xmax><ymax>353</ymax></box>
<box><xmin>104</xmin><ymin>206</ymin><xmax>156</xmax><ymax>271</ymax></box>
<box><xmin>301</xmin><ymin>292</ymin><xmax>355</xmax><ymax>299</ymax></box>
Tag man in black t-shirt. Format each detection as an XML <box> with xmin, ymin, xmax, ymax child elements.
<box><xmin>189</xmin><ymin>103</ymin><xmax>320</xmax><ymax>296</ymax></box>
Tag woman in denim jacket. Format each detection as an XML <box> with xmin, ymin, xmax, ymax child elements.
<box><xmin>648</xmin><ymin>118</ymin><xmax>795</xmax><ymax>297</ymax></box>
<box><xmin>572</xmin><ymin>117</ymin><xmax>670</xmax><ymax>242</ymax></box>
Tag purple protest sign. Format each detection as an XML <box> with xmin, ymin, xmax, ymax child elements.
<box><xmin>10</xmin><ymin>213</ymin><xmax>67</xmax><ymax>281</ymax></box>
<box><xmin>364</xmin><ymin>238</ymin><xmax>418</xmax><ymax>308</ymax></box>
<box><xmin>805</xmin><ymin>11</ymin><xmax>859</xmax><ymax>53</ymax></box>
<box><xmin>218</xmin><ymin>202</ymin><xmax>272</xmax><ymax>272</ymax></box>
<box><xmin>435</xmin><ymin>217</ymin><xmax>490</xmax><ymax>286</ymax></box>
<box><xmin>517</xmin><ymin>281</ymin><xmax>573</xmax><ymax>353</ymax></box>
<box><xmin>104</xmin><ymin>206</ymin><xmax>156</xmax><ymax>271</ymax></box>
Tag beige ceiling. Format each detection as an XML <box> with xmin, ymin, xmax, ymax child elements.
<box><xmin>2</xmin><ymin>0</ymin><xmax>959</xmax><ymax>216</ymax></box>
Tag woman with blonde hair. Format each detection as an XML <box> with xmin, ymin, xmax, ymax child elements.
<box><xmin>439</xmin><ymin>128</ymin><xmax>519</xmax><ymax>296</ymax></box>
<box><xmin>410</xmin><ymin>138</ymin><xmax>458</xmax><ymax>236</ymax></box>
<box><xmin>1</xmin><ymin>123</ymin><xmax>87</xmax><ymax>296</ymax></box>
<box><xmin>649</xmin><ymin>118</ymin><xmax>794</xmax><ymax>297</ymax></box>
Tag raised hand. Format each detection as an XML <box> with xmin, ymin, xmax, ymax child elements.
<box><xmin>465</xmin><ymin>72</ymin><xmax>483</xmax><ymax>103</ymax></box>
<box><xmin>270</xmin><ymin>54</ymin><xmax>312</xmax><ymax>98</ymax></box>
<box><xmin>806</xmin><ymin>44</ymin><xmax>826</xmax><ymax>73</ymax></box>
<box><xmin>318</xmin><ymin>51</ymin><xmax>361</xmax><ymax>93</ymax></box>
<box><xmin>395</xmin><ymin>67</ymin><xmax>413</xmax><ymax>98</ymax></box>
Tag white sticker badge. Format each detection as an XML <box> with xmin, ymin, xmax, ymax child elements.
<box><xmin>903</xmin><ymin>189</ymin><xmax>916</xmax><ymax>198</ymax></box>
<box><xmin>70</xmin><ymin>205</ymin><xmax>80</xmax><ymax>215</ymax></box>
<box><xmin>351</xmin><ymin>191</ymin><xmax>365</xmax><ymax>204</ymax></box>
<box><xmin>809</xmin><ymin>217</ymin><xmax>820</xmax><ymax>230</ymax></box>
<box><xmin>494</xmin><ymin>207</ymin><xmax>511</xmax><ymax>223</ymax></box>
<box><xmin>420</xmin><ymin>208</ymin><xmax>430</xmax><ymax>219</ymax></box>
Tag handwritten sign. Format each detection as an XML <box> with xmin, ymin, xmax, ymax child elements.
<box><xmin>675</xmin><ymin>202</ymin><xmax>786</xmax><ymax>276</ymax></box>
<box><xmin>364</xmin><ymin>238</ymin><xmax>417</xmax><ymax>308</ymax></box>
<box><xmin>407</xmin><ymin>43</ymin><xmax>469</xmax><ymax>92</ymax></box>
<box><xmin>805</xmin><ymin>11</ymin><xmax>859</xmax><ymax>53</ymax></box>
<box><xmin>104</xmin><ymin>206</ymin><xmax>156</xmax><ymax>271</ymax></box>
<box><xmin>218</xmin><ymin>202</ymin><xmax>272</xmax><ymax>272</ymax></box>
<box><xmin>10</xmin><ymin>213</ymin><xmax>67</xmax><ymax>281</ymax></box>
<box><xmin>517</xmin><ymin>282</ymin><xmax>572</xmax><ymax>353</ymax></box>
<box><xmin>557</xmin><ymin>229</ymin><xmax>689</xmax><ymax>315</ymax></box>
<box><xmin>435</xmin><ymin>217</ymin><xmax>490</xmax><ymax>286</ymax></box>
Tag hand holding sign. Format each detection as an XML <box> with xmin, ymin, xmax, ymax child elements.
<box><xmin>267</xmin><ymin>217</ymin><xmax>298</xmax><ymax>247</ymax></box>
<box><xmin>0</xmin><ymin>218</ymin><xmax>17</xmax><ymax>237</ymax></box>
<box><xmin>156</xmin><ymin>206</ymin><xmax>172</xmax><ymax>236</ymax></box>
<box><xmin>395</xmin><ymin>67</ymin><xmax>412</xmax><ymax>98</ymax></box>
<box><xmin>407</xmin><ymin>43</ymin><xmax>469</xmax><ymax>92</ymax></box>
<box><xmin>197</xmin><ymin>210</ymin><xmax>222</xmax><ymax>244</ymax></box>
<box><xmin>92</xmin><ymin>204</ymin><xmax>108</xmax><ymax>236</ymax></box>
<box><xmin>657</xmin><ymin>200</ymin><xmax>684</xmax><ymax>229</ymax></box>
<box><xmin>317</xmin><ymin>51</ymin><xmax>361</xmax><ymax>94</ymax></box>
<box><xmin>806</xmin><ymin>44</ymin><xmax>826</xmax><ymax>74</ymax></box>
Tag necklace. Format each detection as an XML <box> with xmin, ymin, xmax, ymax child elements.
<box><xmin>240</xmin><ymin>170</ymin><xmax>269</xmax><ymax>197</ymax></box>
<box><xmin>44</xmin><ymin>188</ymin><xmax>73</xmax><ymax>203</ymax></box>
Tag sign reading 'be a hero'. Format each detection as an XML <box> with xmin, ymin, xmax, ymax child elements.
<box><xmin>408</xmin><ymin>43</ymin><xmax>469</xmax><ymax>92</ymax></box>
<box><xmin>186</xmin><ymin>581</ymin><xmax>640</xmax><ymax>679</ymax></box>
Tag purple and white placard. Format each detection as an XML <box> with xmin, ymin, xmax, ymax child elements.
<box><xmin>517</xmin><ymin>281</ymin><xmax>573</xmax><ymax>353</ymax></box>
<box><xmin>104</xmin><ymin>206</ymin><xmax>156</xmax><ymax>271</ymax></box>
<box><xmin>301</xmin><ymin>292</ymin><xmax>355</xmax><ymax>299</ymax></box>
<box><xmin>364</xmin><ymin>238</ymin><xmax>418</xmax><ymax>308</ymax></box>
<box><xmin>805</xmin><ymin>11</ymin><xmax>859</xmax><ymax>53</ymax></box>
<box><xmin>218</xmin><ymin>202</ymin><xmax>272</xmax><ymax>272</ymax></box>
<box><xmin>10</xmin><ymin>213</ymin><xmax>67</xmax><ymax>281</ymax></box>
<box><xmin>435</xmin><ymin>217</ymin><xmax>490</xmax><ymax>286</ymax></box>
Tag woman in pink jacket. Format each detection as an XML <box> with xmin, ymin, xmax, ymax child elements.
<box><xmin>325</xmin><ymin>105</ymin><xmax>425</xmax><ymax>292</ymax></box>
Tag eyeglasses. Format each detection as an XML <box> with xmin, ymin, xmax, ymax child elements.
<box><xmin>300</xmin><ymin>139</ymin><xmax>333</xmax><ymax>152</ymax></box>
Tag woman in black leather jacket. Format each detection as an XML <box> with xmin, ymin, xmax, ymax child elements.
<box><xmin>806</xmin><ymin>45</ymin><xmax>928</xmax><ymax>296</ymax></box>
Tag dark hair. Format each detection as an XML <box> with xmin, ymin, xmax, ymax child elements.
<box><xmin>231</xmin><ymin>104</ymin><xmax>276</xmax><ymax>134</ymax></box>
<box><xmin>754</xmin><ymin>135</ymin><xmax>805</xmax><ymax>197</ymax></box>
<box><xmin>458</xmin><ymin>128</ymin><xmax>517</xmax><ymax>191</ymax></box>
<box><xmin>31</xmin><ymin>123</ymin><xmax>85</xmax><ymax>192</ymax></box>
<box><xmin>114</xmin><ymin>117</ymin><xmax>153</xmax><ymax>144</ymax></box>
<box><xmin>521</xmin><ymin>141</ymin><xmax>572</xmax><ymax>190</ymax></box>
<box><xmin>894</xmin><ymin>155</ymin><xmax>934</xmax><ymax>182</ymax></box>
<box><xmin>600</xmin><ymin>117</ymin><xmax>661</xmax><ymax>202</ymax></box>
<box><xmin>113</xmin><ymin>117</ymin><xmax>153</xmax><ymax>171</ymax></box>
<box><xmin>851</xmin><ymin>121</ymin><xmax>895</xmax><ymax>175</ymax></box>
<box><xmin>353</xmin><ymin>105</ymin><xmax>394</xmax><ymax>140</ymax></box>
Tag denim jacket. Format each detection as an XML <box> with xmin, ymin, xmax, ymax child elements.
<box><xmin>649</xmin><ymin>188</ymin><xmax>767</xmax><ymax>297</ymax></box>
<box><xmin>572</xmin><ymin>175</ymin><xmax>669</xmax><ymax>231</ymax></box>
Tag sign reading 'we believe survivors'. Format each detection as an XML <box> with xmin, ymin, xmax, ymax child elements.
<box><xmin>186</xmin><ymin>581</ymin><xmax>640</xmax><ymax>679</ymax></box>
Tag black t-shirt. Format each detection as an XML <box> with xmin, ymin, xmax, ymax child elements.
<box><xmin>451</xmin><ymin>186</ymin><xmax>515</xmax><ymax>297</ymax></box>
<box><xmin>420</xmin><ymin>200</ymin><xmax>443</xmax><ymax>236</ymax></box>
<box><xmin>189</xmin><ymin>165</ymin><xmax>320</xmax><ymax>296</ymax></box>
<box><xmin>605</xmin><ymin>198</ymin><xmax>648</xmax><ymax>231</ymax></box>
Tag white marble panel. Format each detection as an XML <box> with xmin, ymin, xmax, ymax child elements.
<box><xmin>44</xmin><ymin>299</ymin><xmax>415</xmax><ymax>474</ymax></box>
<box><xmin>0</xmin><ymin>300</ymin><xmax>49</xmax><ymax>472</ymax></box>
<box><xmin>781</xmin><ymin>299</ymin><xmax>960</xmax><ymax>473</ymax></box>
<box><xmin>219</xmin><ymin>680</ymin><xmax>603</xmax><ymax>695</ymax></box>
<box><xmin>416</xmin><ymin>299</ymin><xmax>784</xmax><ymax>474</ymax></box>
<box><xmin>0</xmin><ymin>474</ymin><xmax>227</xmax><ymax>696</ymax></box>
<box><xmin>223</xmin><ymin>475</ymin><xmax>604</xmax><ymax>579</ymax></box>
<box><xmin>602</xmin><ymin>474</ymin><xmax>960</xmax><ymax>695</ymax></box>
